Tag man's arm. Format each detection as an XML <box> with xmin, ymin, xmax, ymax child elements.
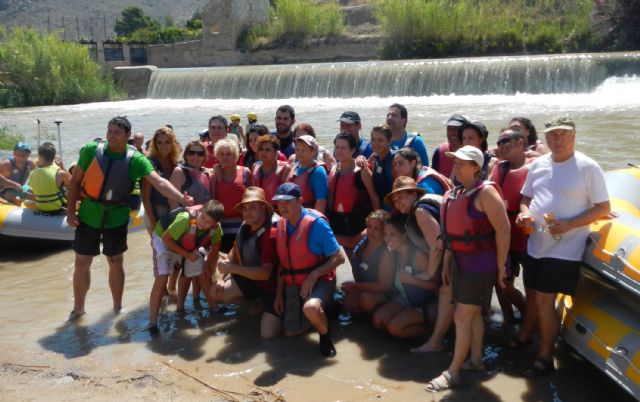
<box><xmin>65</xmin><ymin>165</ymin><xmax>85</xmax><ymax>227</ymax></box>
<box><xmin>549</xmin><ymin>201</ymin><xmax>611</xmax><ymax>235</ymax></box>
<box><xmin>145</xmin><ymin>170</ymin><xmax>193</xmax><ymax>207</ymax></box>
<box><xmin>300</xmin><ymin>248</ymin><xmax>345</xmax><ymax>299</ymax></box>
<box><xmin>0</xmin><ymin>160</ymin><xmax>21</xmax><ymax>190</ymax></box>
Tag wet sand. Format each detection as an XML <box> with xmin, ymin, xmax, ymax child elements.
<box><xmin>0</xmin><ymin>231</ymin><xmax>635</xmax><ymax>401</ymax></box>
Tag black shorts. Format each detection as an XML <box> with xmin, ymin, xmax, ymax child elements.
<box><xmin>72</xmin><ymin>223</ymin><xmax>128</xmax><ymax>257</ymax></box>
<box><xmin>523</xmin><ymin>254</ymin><xmax>581</xmax><ymax>295</ymax></box>
<box><xmin>451</xmin><ymin>265</ymin><xmax>496</xmax><ymax>307</ymax></box>
<box><xmin>506</xmin><ymin>250</ymin><xmax>523</xmax><ymax>279</ymax></box>
<box><xmin>231</xmin><ymin>274</ymin><xmax>277</xmax><ymax>316</ymax></box>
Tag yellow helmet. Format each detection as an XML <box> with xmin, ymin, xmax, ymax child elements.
<box><xmin>247</xmin><ymin>112</ymin><xmax>257</xmax><ymax>122</ymax></box>
<box><xmin>230</xmin><ymin>113</ymin><xmax>241</xmax><ymax>122</ymax></box>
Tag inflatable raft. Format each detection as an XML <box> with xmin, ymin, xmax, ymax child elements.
<box><xmin>0</xmin><ymin>200</ymin><xmax>146</xmax><ymax>242</ymax></box>
<box><xmin>559</xmin><ymin>168</ymin><xmax>640</xmax><ymax>400</ymax></box>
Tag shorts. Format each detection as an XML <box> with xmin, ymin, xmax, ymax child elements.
<box><xmin>506</xmin><ymin>250</ymin><xmax>523</xmax><ymax>280</ymax></box>
<box><xmin>451</xmin><ymin>265</ymin><xmax>496</xmax><ymax>307</ymax></box>
<box><xmin>151</xmin><ymin>233</ymin><xmax>176</xmax><ymax>277</ymax></box>
<box><xmin>283</xmin><ymin>279</ymin><xmax>336</xmax><ymax>334</ymax></box>
<box><xmin>523</xmin><ymin>254</ymin><xmax>581</xmax><ymax>295</ymax></box>
<box><xmin>72</xmin><ymin>222</ymin><xmax>128</xmax><ymax>257</ymax></box>
<box><xmin>182</xmin><ymin>253</ymin><xmax>205</xmax><ymax>278</ymax></box>
<box><xmin>232</xmin><ymin>274</ymin><xmax>277</xmax><ymax>316</ymax></box>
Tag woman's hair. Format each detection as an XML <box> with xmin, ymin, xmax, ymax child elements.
<box><xmin>385</xmin><ymin>213</ymin><xmax>408</xmax><ymax>234</ymax></box>
<box><xmin>395</xmin><ymin>147</ymin><xmax>422</xmax><ymax>178</ymax></box>
<box><xmin>333</xmin><ymin>132</ymin><xmax>356</xmax><ymax>150</ymax></box>
<box><xmin>256</xmin><ymin>134</ymin><xmax>280</xmax><ymax>151</ymax></box>
<box><xmin>182</xmin><ymin>140</ymin><xmax>207</xmax><ymax>162</ymax></box>
<box><xmin>293</xmin><ymin>123</ymin><xmax>316</xmax><ymax>138</ymax></box>
<box><xmin>509</xmin><ymin>117</ymin><xmax>538</xmax><ymax>146</ymax></box>
<box><xmin>147</xmin><ymin>127</ymin><xmax>181</xmax><ymax>165</ymax></box>
<box><xmin>371</xmin><ymin>124</ymin><xmax>392</xmax><ymax>141</ymax></box>
<box><xmin>366</xmin><ymin>209</ymin><xmax>390</xmax><ymax>224</ymax></box>
<box><xmin>214</xmin><ymin>138</ymin><xmax>240</xmax><ymax>162</ymax></box>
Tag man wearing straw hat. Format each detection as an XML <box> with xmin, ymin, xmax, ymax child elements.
<box><xmin>213</xmin><ymin>187</ymin><xmax>281</xmax><ymax>339</ymax></box>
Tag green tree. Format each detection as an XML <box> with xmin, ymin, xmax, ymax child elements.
<box><xmin>185</xmin><ymin>11</ymin><xmax>202</xmax><ymax>30</ymax></box>
<box><xmin>114</xmin><ymin>6</ymin><xmax>159</xmax><ymax>37</ymax></box>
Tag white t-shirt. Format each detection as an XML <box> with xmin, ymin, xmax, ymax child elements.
<box><xmin>521</xmin><ymin>151</ymin><xmax>608</xmax><ymax>261</ymax></box>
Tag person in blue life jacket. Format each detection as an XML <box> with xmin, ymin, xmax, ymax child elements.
<box><xmin>337</xmin><ymin>111</ymin><xmax>373</xmax><ymax>159</ymax></box>
<box><xmin>386</xmin><ymin>103</ymin><xmax>429</xmax><ymax>166</ymax></box>
<box><xmin>0</xmin><ymin>142</ymin><xmax>36</xmax><ymax>205</ymax></box>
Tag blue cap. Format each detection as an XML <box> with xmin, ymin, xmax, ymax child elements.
<box><xmin>14</xmin><ymin>142</ymin><xmax>31</xmax><ymax>153</ymax></box>
<box><xmin>272</xmin><ymin>182</ymin><xmax>302</xmax><ymax>201</ymax></box>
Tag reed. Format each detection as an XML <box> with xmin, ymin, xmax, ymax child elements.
<box><xmin>0</xmin><ymin>124</ymin><xmax>24</xmax><ymax>150</ymax></box>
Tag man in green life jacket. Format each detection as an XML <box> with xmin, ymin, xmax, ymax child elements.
<box><xmin>27</xmin><ymin>142</ymin><xmax>70</xmax><ymax>213</ymax></box>
<box><xmin>66</xmin><ymin>116</ymin><xmax>194</xmax><ymax>321</ymax></box>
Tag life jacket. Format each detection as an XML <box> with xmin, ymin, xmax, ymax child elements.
<box><xmin>372</xmin><ymin>151</ymin><xmax>395</xmax><ymax>204</ymax></box>
<box><xmin>276</xmin><ymin>209</ymin><xmax>334</xmax><ymax>287</ymax></box>
<box><xmin>180</xmin><ymin>163</ymin><xmax>211</xmax><ymax>205</ymax></box>
<box><xmin>8</xmin><ymin>157</ymin><xmax>31</xmax><ymax>186</ymax></box>
<box><xmin>215</xmin><ymin>167</ymin><xmax>247</xmax><ymax>218</ymax></box>
<box><xmin>252</xmin><ymin>160</ymin><xmax>287</xmax><ymax>205</ymax></box>
<box><xmin>351</xmin><ymin>236</ymin><xmax>386</xmax><ymax>283</ymax></box>
<box><xmin>403</xmin><ymin>132</ymin><xmax>419</xmax><ymax>148</ymax></box>
<box><xmin>327</xmin><ymin>164</ymin><xmax>369</xmax><ymax>236</ymax></box>
<box><xmin>493</xmin><ymin>160</ymin><xmax>530</xmax><ymax>252</ymax></box>
<box><xmin>434</xmin><ymin>142</ymin><xmax>454</xmax><ymax>178</ymax></box>
<box><xmin>441</xmin><ymin>180</ymin><xmax>502</xmax><ymax>253</ymax></box>
<box><xmin>406</xmin><ymin>194</ymin><xmax>443</xmax><ymax>254</ymax></box>
<box><xmin>416</xmin><ymin>166</ymin><xmax>453</xmax><ymax>195</ymax></box>
<box><xmin>148</xmin><ymin>157</ymin><xmax>171</xmax><ymax>207</ymax></box>
<box><xmin>203</xmin><ymin>141</ymin><xmax>217</xmax><ymax>169</ymax></box>
<box><xmin>81</xmin><ymin>142</ymin><xmax>134</xmax><ymax>205</ymax></box>
<box><xmin>235</xmin><ymin>220</ymin><xmax>277</xmax><ymax>290</ymax></box>
<box><xmin>394</xmin><ymin>244</ymin><xmax>431</xmax><ymax>307</ymax></box>
<box><xmin>354</xmin><ymin>138</ymin><xmax>372</xmax><ymax>158</ymax></box>
<box><xmin>286</xmin><ymin>161</ymin><xmax>320</xmax><ymax>208</ymax></box>
<box><xmin>29</xmin><ymin>164</ymin><xmax>66</xmax><ymax>212</ymax></box>
<box><xmin>160</xmin><ymin>205</ymin><xmax>212</xmax><ymax>252</ymax></box>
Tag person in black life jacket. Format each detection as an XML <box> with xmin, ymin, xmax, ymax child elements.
<box><xmin>212</xmin><ymin>187</ymin><xmax>281</xmax><ymax>339</ymax></box>
<box><xmin>273</xmin><ymin>105</ymin><xmax>296</xmax><ymax>158</ymax></box>
<box><xmin>425</xmin><ymin>145</ymin><xmax>510</xmax><ymax>392</ymax></box>
<box><xmin>0</xmin><ymin>142</ymin><xmax>36</xmax><ymax>205</ymax></box>
<box><xmin>26</xmin><ymin>142</ymin><xmax>71</xmax><ymax>213</ymax></box>
<box><xmin>66</xmin><ymin>116</ymin><xmax>194</xmax><ymax>321</ymax></box>
<box><xmin>272</xmin><ymin>182</ymin><xmax>345</xmax><ymax>357</ymax></box>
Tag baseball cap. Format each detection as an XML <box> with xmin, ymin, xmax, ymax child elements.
<box><xmin>543</xmin><ymin>116</ymin><xmax>575</xmax><ymax>133</ymax></box>
<box><xmin>445</xmin><ymin>145</ymin><xmax>484</xmax><ymax>167</ymax></box>
<box><xmin>458</xmin><ymin>121</ymin><xmax>489</xmax><ymax>139</ymax></box>
<box><xmin>294</xmin><ymin>135</ymin><xmax>318</xmax><ymax>149</ymax></box>
<box><xmin>445</xmin><ymin>113</ymin><xmax>470</xmax><ymax>127</ymax></box>
<box><xmin>337</xmin><ymin>111</ymin><xmax>361</xmax><ymax>124</ymax></box>
<box><xmin>272</xmin><ymin>182</ymin><xmax>302</xmax><ymax>201</ymax></box>
<box><xmin>14</xmin><ymin>142</ymin><xmax>31</xmax><ymax>153</ymax></box>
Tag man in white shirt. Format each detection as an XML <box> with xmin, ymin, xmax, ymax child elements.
<box><xmin>513</xmin><ymin>116</ymin><xmax>610</xmax><ymax>376</ymax></box>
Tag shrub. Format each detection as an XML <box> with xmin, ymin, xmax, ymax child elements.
<box><xmin>0</xmin><ymin>123</ymin><xmax>24</xmax><ymax>150</ymax></box>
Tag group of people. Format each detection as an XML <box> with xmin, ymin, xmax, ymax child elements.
<box><xmin>0</xmin><ymin>104</ymin><xmax>611</xmax><ymax>392</ymax></box>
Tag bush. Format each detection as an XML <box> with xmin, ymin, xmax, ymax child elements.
<box><xmin>0</xmin><ymin>27</ymin><xmax>123</xmax><ymax>107</ymax></box>
<box><xmin>0</xmin><ymin>123</ymin><xmax>24</xmax><ymax>150</ymax></box>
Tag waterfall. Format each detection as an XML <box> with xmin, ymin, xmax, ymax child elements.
<box><xmin>147</xmin><ymin>52</ymin><xmax>640</xmax><ymax>99</ymax></box>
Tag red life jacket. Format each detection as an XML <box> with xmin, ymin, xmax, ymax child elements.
<box><xmin>416</xmin><ymin>166</ymin><xmax>453</xmax><ymax>193</ymax></box>
<box><xmin>215</xmin><ymin>167</ymin><xmax>247</xmax><ymax>218</ymax></box>
<box><xmin>328</xmin><ymin>165</ymin><xmax>367</xmax><ymax>213</ymax></box>
<box><xmin>286</xmin><ymin>161</ymin><xmax>320</xmax><ymax>208</ymax></box>
<box><xmin>169</xmin><ymin>205</ymin><xmax>213</xmax><ymax>252</ymax></box>
<box><xmin>203</xmin><ymin>141</ymin><xmax>218</xmax><ymax>169</ymax></box>
<box><xmin>435</xmin><ymin>142</ymin><xmax>454</xmax><ymax>178</ymax></box>
<box><xmin>491</xmin><ymin>160</ymin><xmax>530</xmax><ymax>252</ymax></box>
<box><xmin>441</xmin><ymin>180</ymin><xmax>502</xmax><ymax>253</ymax></box>
<box><xmin>252</xmin><ymin>160</ymin><xmax>287</xmax><ymax>205</ymax></box>
<box><xmin>276</xmin><ymin>209</ymin><xmax>334</xmax><ymax>287</ymax></box>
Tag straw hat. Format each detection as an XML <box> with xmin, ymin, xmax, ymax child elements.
<box><xmin>234</xmin><ymin>186</ymin><xmax>273</xmax><ymax>215</ymax></box>
<box><xmin>383</xmin><ymin>176</ymin><xmax>426</xmax><ymax>205</ymax></box>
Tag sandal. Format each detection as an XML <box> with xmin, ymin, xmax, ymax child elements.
<box><xmin>425</xmin><ymin>370</ymin><xmax>459</xmax><ymax>393</ymax></box>
<box><xmin>68</xmin><ymin>310</ymin><xmax>85</xmax><ymax>321</ymax></box>
<box><xmin>523</xmin><ymin>358</ymin><xmax>555</xmax><ymax>377</ymax></box>
<box><xmin>461</xmin><ymin>359</ymin><xmax>485</xmax><ymax>371</ymax></box>
<box><xmin>504</xmin><ymin>338</ymin><xmax>531</xmax><ymax>350</ymax></box>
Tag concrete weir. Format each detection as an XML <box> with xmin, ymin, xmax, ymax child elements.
<box><xmin>113</xmin><ymin>66</ymin><xmax>158</xmax><ymax>99</ymax></box>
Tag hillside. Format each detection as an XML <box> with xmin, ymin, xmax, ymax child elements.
<box><xmin>0</xmin><ymin>0</ymin><xmax>210</xmax><ymax>41</ymax></box>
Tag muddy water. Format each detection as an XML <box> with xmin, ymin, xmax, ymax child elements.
<box><xmin>0</xmin><ymin>230</ymin><xmax>635</xmax><ymax>401</ymax></box>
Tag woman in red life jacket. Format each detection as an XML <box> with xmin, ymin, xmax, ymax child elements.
<box><xmin>425</xmin><ymin>145</ymin><xmax>510</xmax><ymax>393</ymax></box>
<box><xmin>252</xmin><ymin>134</ymin><xmax>291</xmax><ymax>207</ymax></box>
<box><xmin>210</xmin><ymin>138</ymin><xmax>252</xmax><ymax>253</ymax></box>
<box><xmin>392</xmin><ymin>147</ymin><xmax>452</xmax><ymax>196</ymax></box>
<box><xmin>328</xmin><ymin>132</ymin><xmax>378</xmax><ymax>253</ymax></box>
<box><xmin>287</xmin><ymin>123</ymin><xmax>336</xmax><ymax>171</ymax></box>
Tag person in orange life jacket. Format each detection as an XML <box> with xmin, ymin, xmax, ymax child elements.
<box><xmin>393</xmin><ymin>147</ymin><xmax>451</xmax><ymax>196</ymax></box>
<box><xmin>455</xmin><ymin>121</ymin><xmax>498</xmax><ymax>181</ymax></box>
<box><xmin>509</xmin><ymin>117</ymin><xmax>548</xmax><ymax>155</ymax></box>
<box><xmin>386</xmin><ymin>103</ymin><xmax>429</xmax><ymax>166</ymax></box>
<box><xmin>66</xmin><ymin>116</ymin><xmax>194</xmax><ymax>320</ymax></box>
<box><xmin>337</xmin><ymin>111</ymin><xmax>373</xmax><ymax>159</ymax></box>
<box><xmin>210</xmin><ymin>138</ymin><xmax>252</xmax><ymax>253</ymax></box>
<box><xmin>431</xmin><ymin>114</ymin><xmax>470</xmax><ymax>178</ymax></box>
<box><xmin>513</xmin><ymin>117</ymin><xmax>609</xmax><ymax>377</ymax></box>
<box><xmin>252</xmin><ymin>134</ymin><xmax>292</xmax><ymax>207</ymax></box>
<box><xmin>0</xmin><ymin>142</ymin><xmax>36</xmax><ymax>205</ymax></box>
<box><xmin>148</xmin><ymin>200</ymin><xmax>224</xmax><ymax>335</ymax></box>
<box><xmin>272</xmin><ymin>182</ymin><xmax>345</xmax><ymax>357</ymax></box>
<box><xmin>372</xmin><ymin>213</ymin><xmax>438</xmax><ymax>338</ymax></box>
<box><xmin>425</xmin><ymin>145</ymin><xmax>510</xmax><ymax>392</ymax></box>
<box><xmin>212</xmin><ymin>187</ymin><xmax>282</xmax><ymax>339</ymax></box>
<box><xmin>26</xmin><ymin>142</ymin><xmax>71</xmax><ymax>213</ymax></box>
<box><xmin>341</xmin><ymin>210</ymin><xmax>396</xmax><ymax>314</ymax></box>
<box><xmin>356</xmin><ymin>124</ymin><xmax>393</xmax><ymax>211</ymax></box>
<box><xmin>169</xmin><ymin>141</ymin><xmax>211</xmax><ymax>209</ymax></box>
<box><xmin>328</xmin><ymin>133</ymin><xmax>378</xmax><ymax>254</ymax></box>
<box><xmin>287</xmin><ymin>123</ymin><xmax>337</xmax><ymax>171</ymax></box>
<box><xmin>285</xmin><ymin>135</ymin><xmax>329</xmax><ymax>214</ymax></box>
<box><xmin>273</xmin><ymin>105</ymin><xmax>297</xmax><ymax>158</ymax></box>
<box><xmin>489</xmin><ymin>128</ymin><xmax>529</xmax><ymax>325</ymax></box>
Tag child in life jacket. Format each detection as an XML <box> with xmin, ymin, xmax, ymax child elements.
<box><xmin>148</xmin><ymin>200</ymin><xmax>224</xmax><ymax>335</ymax></box>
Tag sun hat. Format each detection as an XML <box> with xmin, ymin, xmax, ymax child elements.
<box><xmin>14</xmin><ymin>142</ymin><xmax>31</xmax><ymax>153</ymax></box>
<box><xmin>234</xmin><ymin>186</ymin><xmax>273</xmax><ymax>215</ymax></box>
<box><xmin>445</xmin><ymin>145</ymin><xmax>484</xmax><ymax>167</ymax></box>
<box><xmin>337</xmin><ymin>111</ymin><xmax>361</xmax><ymax>124</ymax></box>
<box><xmin>543</xmin><ymin>116</ymin><xmax>575</xmax><ymax>133</ymax></box>
<box><xmin>445</xmin><ymin>113</ymin><xmax>471</xmax><ymax>127</ymax></box>
<box><xmin>383</xmin><ymin>176</ymin><xmax>427</xmax><ymax>205</ymax></box>
<box><xmin>272</xmin><ymin>182</ymin><xmax>302</xmax><ymax>202</ymax></box>
<box><xmin>294</xmin><ymin>135</ymin><xmax>318</xmax><ymax>150</ymax></box>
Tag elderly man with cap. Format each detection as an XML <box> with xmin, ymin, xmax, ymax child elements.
<box><xmin>272</xmin><ymin>182</ymin><xmax>345</xmax><ymax>357</ymax></box>
<box><xmin>285</xmin><ymin>135</ymin><xmax>329</xmax><ymax>214</ymax></box>
<box><xmin>213</xmin><ymin>187</ymin><xmax>281</xmax><ymax>338</ymax></box>
<box><xmin>431</xmin><ymin>114</ymin><xmax>470</xmax><ymax>178</ymax></box>
<box><xmin>426</xmin><ymin>145</ymin><xmax>510</xmax><ymax>392</ymax></box>
<box><xmin>0</xmin><ymin>142</ymin><xmax>36</xmax><ymax>205</ymax></box>
<box><xmin>512</xmin><ymin>117</ymin><xmax>609</xmax><ymax>377</ymax></box>
<box><xmin>338</xmin><ymin>111</ymin><xmax>373</xmax><ymax>158</ymax></box>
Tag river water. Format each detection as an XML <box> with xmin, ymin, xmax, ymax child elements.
<box><xmin>0</xmin><ymin>62</ymin><xmax>639</xmax><ymax>400</ymax></box>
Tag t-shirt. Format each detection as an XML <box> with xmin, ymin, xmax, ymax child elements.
<box><xmin>286</xmin><ymin>209</ymin><xmax>340</xmax><ymax>257</ymax></box>
<box><xmin>77</xmin><ymin>141</ymin><xmax>154</xmax><ymax>228</ymax></box>
<box><xmin>521</xmin><ymin>151</ymin><xmax>608</xmax><ymax>261</ymax></box>
<box><xmin>154</xmin><ymin>211</ymin><xmax>223</xmax><ymax>247</ymax></box>
<box><xmin>295</xmin><ymin>162</ymin><xmax>329</xmax><ymax>201</ymax></box>
<box><xmin>391</xmin><ymin>132</ymin><xmax>429</xmax><ymax>167</ymax></box>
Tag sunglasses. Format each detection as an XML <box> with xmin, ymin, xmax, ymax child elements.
<box><xmin>497</xmin><ymin>137</ymin><xmax>513</xmax><ymax>146</ymax></box>
<box><xmin>187</xmin><ymin>150</ymin><xmax>205</xmax><ymax>156</ymax></box>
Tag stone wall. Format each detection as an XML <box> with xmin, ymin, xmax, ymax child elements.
<box><xmin>202</xmin><ymin>0</ymin><xmax>270</xmax><ymax>50</ymax></box>
<box><xmin>112</xmin><ymin>66</ymin><xmax>157</xmax><ymax>99</ymax></box>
